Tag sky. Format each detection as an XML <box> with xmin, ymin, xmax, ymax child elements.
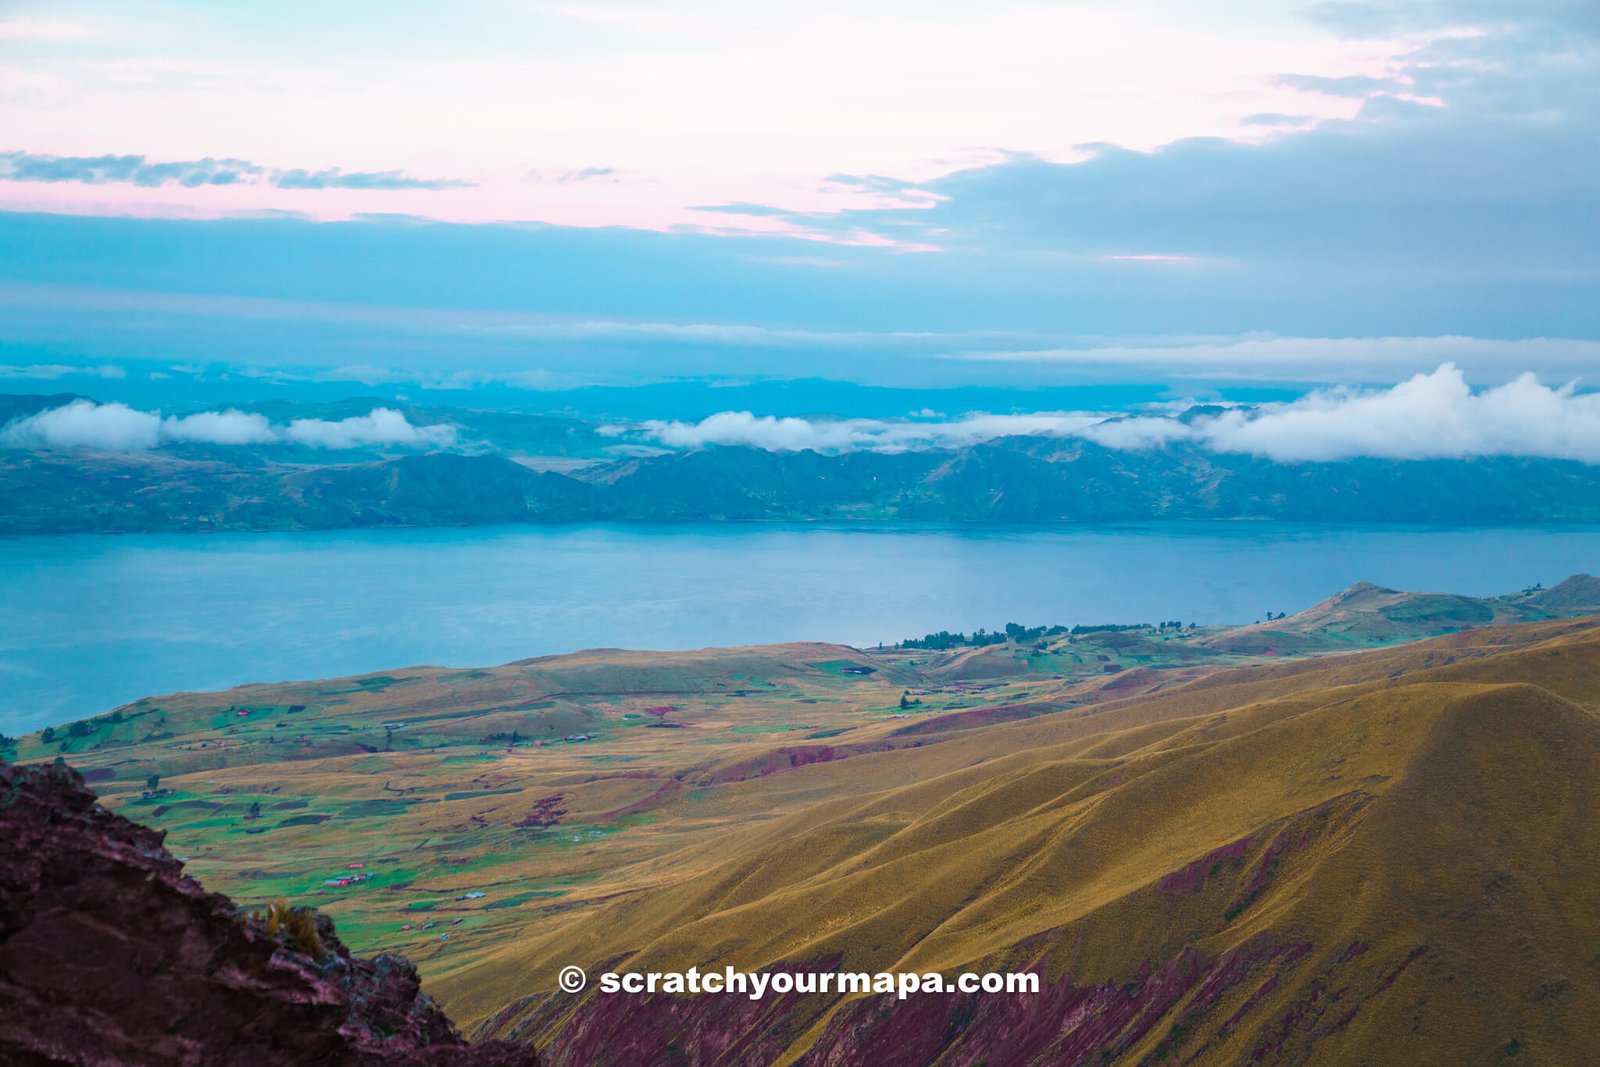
<box><xmin>0</xmin><ymin>0</ymin><xmax>1597</xmax><ymax>402</ymax></box>
<box><xmin>0</xmin><ymin>1</ymin><xmax>1439</xmax><ymax>231</ymax></box>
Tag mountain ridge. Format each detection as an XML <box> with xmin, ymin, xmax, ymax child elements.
<box><xmin>446</xmin><ymin>623</ymin><xmax>1600</xmax><ymax>1065</ymax></box>
<box><xmin>6</xmin><ymin>436</ymin><xmax>1600</xmax><ymax>532</ymax></box>
<box><xmin>1199</xmin><ymin>575</ymin><xmax>1600</xmax><ymax>653</ymax></box>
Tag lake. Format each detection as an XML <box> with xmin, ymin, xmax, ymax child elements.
<box><xmin>4</xmin><ymin>522</ymin><xmax>1599</xmax><ymax>732</ymax></box>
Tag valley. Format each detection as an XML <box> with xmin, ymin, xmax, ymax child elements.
<box><xmin>9</xmin><ymin>575</ymin><xmax>1600</xmax><ymax>1063</ymax></box>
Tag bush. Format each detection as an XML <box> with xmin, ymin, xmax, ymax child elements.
<box><xmin>262</xmin><ymin>900</ymin><xmax>325</xmax><ymax>958</ymax></box>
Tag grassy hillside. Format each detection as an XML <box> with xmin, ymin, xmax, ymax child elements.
<box><xmin>11</xmin><ymin>584</ymin><xmax>1600</xmax><ymax>1064</ymax></box>
<box><xmin>1201</xmin><ymin>575</ymin><xmax>1599</xmax><ymax>653</ymax></box>
<box><xmin>443</xmin><ymin>618</ymin><xmax>1600</xmax><ymax>1065</ymax></box>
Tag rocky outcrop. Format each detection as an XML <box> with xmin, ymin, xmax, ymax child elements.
<box><xmin>0</xmin><ymin>759</ymin><xmax>537</xmax><ymax>1066</ymax></box>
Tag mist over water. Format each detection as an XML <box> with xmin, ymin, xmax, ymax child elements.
<box><xmin>4</xmin><ymin>522</ymin><xmax>1598</xmax><ymax>732</ymax></box>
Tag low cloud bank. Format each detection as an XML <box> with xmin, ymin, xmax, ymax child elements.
<box><xmin>0</xmin><ymin>401</ymin><xmax>456</xmax><ymax>452</ymax></box>
<box><xmin>281</xmin><ymin>409</ymin><xmax>456</xmax><ymax>449</ymax></box>
<box><xmin>6</xmin><ymin>366</ymin><xmax>1593</xmax><ymax>462</ymax></box>
<box><xmin>624</xmin><ymin>366</ymin><xmax>1600</xmax><ymax>463</ymax></box>
<box><xmin>1198</xmin><ymin>366</ymin><xmax>1600</xmax><ymax>463</ymax></box>
<box><xmin>618</xmin><ymin>411</ymin><xmax>1106</xmax><ymax>453</ymax></box>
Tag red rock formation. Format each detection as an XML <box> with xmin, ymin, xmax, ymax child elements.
<box><xmin>0</xmin><ymin>758</ymin><xmax>537</xmax><ymax>1066</ymax></box>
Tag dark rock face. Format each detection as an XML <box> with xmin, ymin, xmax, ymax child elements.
<box><xmin>0</xmin><ymin>759</ymin><xmax>537</xmax><ymax>1067</ymax></box>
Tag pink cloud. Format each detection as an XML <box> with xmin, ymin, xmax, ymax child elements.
<box><xmin>0</xmin><ymin>18</ymin><xmax>101</xmax><ymax>40</ymax></box>
<box><xmin>1100</xmin><ymin>253</ymin><xmax>1201</xmax><ymax>264</ymax></box>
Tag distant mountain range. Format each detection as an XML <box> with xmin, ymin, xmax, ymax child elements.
<box><xmin>5</xmin><ymin>438</ymin><xmax>1600</xmax><ymax>533</ymax></box>
<box><xmin>4</xmin><ymin>394</ymin><xmax>1600</xmax><ymax>532</ymax></box>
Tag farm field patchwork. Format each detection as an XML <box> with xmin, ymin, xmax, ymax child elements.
<box><xmin>13</xmin><ymin>626</ymin><xmax>1301</xmax><ymax>973</ymax></box>
<box><xmin>12</xmin><ymin>575</ymin><xmax>1600</xmax><ymax>1064</ymax></box>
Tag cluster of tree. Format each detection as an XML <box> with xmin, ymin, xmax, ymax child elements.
<box><xmin>1004</xmin><ymin>622</ymin><xmax>1070</xmax><ymax>643</ymax></box>
<box><xmin>899</xmin><ymin>618</ymin><xmax>1220</xmax><ymax>649</ymax></box>
<box><xmin>483</xmin><ymin>730</ymin><xmax>528</xmax><ymax>744</ymax></box>
<box><xmin>898</xmin><ymin>629</ymin><xmax>1008</xmax><ymax>651</ymax></box>
<box><xmin>39</xmin><ymin>708</ymin><xmax>128</xmax><ymax>747</ymax></box>
<box><xmin>898</xmin><ymin>623</ymin><xmax>1068</xmax><ymax>651</ymax></box>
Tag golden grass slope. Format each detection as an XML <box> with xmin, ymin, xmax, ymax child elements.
<box><xmin>17</xmin><ymin>597</ymin><xmax>1600</xmax><ymax>1064</ymax></box>
<box><xmin>444</xmin><ymin>617</ymin><xmax>1600</xmax><ymax>1066</ymax></box>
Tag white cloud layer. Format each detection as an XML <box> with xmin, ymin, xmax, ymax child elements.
<box><xmin>3</xmin><ymin>400</ymin><xmax>164</xmax><ymax>451</ymax></box>
<box><xmin>0</xmin><ymin>401</ymin><xmax>456</xmax><ymax>452</ymax></box>
<box><xmin>5</xmin><ymin>366</ymin><xmax>1594</xmax><ymax>462</ymax></box>
<box><xmin>283</xmin><ymin>408</ymin><xmax>456</xmax><ymax>449</ymax></box>
<box><xmin>621</xmin><ymin>411</ymin><xmax>1106</xmax><ymax>453</ymax></box>
<box><xmin>164</xmin><ymin>409</ymin><xmax>276</xmax><ymax>445</ymax></box>
<box><xmin>1196</xmin><ymin>364</ymin><xmax>1600</xmax><ymax>463</ymax></box>
<box><xmin>625</xmin><ymin>366</ymin><xmax>1600</xmax><ymax>462</ymax></box>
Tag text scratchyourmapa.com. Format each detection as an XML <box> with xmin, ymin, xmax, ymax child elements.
<box><xmin>560</xmin><ymin>965</ymin><xmax>1039</xmax><ymax>1001</ymax></box>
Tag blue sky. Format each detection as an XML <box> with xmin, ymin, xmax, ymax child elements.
<box><xmin>0</xmin><ymin>0</ymin><xmax>1596</xmax><ymax>398</ymax></box>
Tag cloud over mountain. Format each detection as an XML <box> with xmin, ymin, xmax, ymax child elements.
<box><xmin>282</xmin><ymin>408</ymin><xmax>456</xmax><ymax>449</ymax></box>
<box><xmin>1199</xmin><ymin>365</ymin><xmax>1600</xmax><ymax>462</ymax></box>
<box><xmin>627</xmin><ymin>366</ymin><xmax>1600</xmax><ymax>462</ymax></box>
<box><xmin>619</xmin><ymin>411</ymin><xmax>1105</xmax><ymax>453</ymax></box>
<box><xmin>0</xmin><ymin>401</ymin><xmax>455</xmax><ymax>452</ymax></box>
<box><xmin>162</xmin><ymin>409</ymin><xmax>276</xmax><ymax>445</ymax></box>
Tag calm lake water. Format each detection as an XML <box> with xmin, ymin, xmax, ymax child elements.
<box><xmin>4</xmin><ymin>522</ymin><xmax>1599</xmax><ymax>732</ymax></box>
